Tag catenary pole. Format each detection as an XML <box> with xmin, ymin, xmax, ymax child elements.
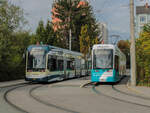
<box><xmin>130</xmin><ymin>0</ymin><xmax>136</xmax><ymax>86</ymax></box>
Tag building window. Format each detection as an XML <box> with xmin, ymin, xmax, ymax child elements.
<box><xmin>140</xmin><ymin>16</ymin><xmax>146</xmax><ymax>23</ymax></box>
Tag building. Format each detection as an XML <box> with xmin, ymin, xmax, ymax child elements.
<box><xmin>136</xmin><ymin>3</ymin><xmax>150</xmax><ymax>37</ymax></box>
<box><xmin>98</xmin><ymin>22</ymin><xmax>108</xmax><ymax>44</ymax></box>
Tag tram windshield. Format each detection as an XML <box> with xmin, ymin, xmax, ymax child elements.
<box><xmin>93</xmin><ymin>49</ymin><xmax>113</xmax><ymax>69</ymax></box>
<box><xmin>27</xmin><ymin>48</ymin><xmax>46</xmax><ymax>71</ymax></box>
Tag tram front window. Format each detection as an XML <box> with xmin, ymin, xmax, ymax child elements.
<box><xmin>93</xmin><ymin>49</ymin><xmax>113</xmax><ymax>69</ymax></box>
<box><xmin>27</xmin><ymin>49</ymin><xmax>46</xmax><ymax>71</ymax></box>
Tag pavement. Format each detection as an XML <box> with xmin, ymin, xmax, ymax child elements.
<box><xmin>125</xmin><ymin>69</ymin><xmax>150</xmax><ymax>98</ymax></box>
<box><xmin>0</xmin><ymin>79</ymin><xmax>25</xmax><ymax>88</ymax></box>
<box><xmin>33</xmin><ymin>78</ymin><xmax>150</xmax><ymax>113</ymax></box>
<box><xmin>127</xmin><ymin>83</ymin><xmax>150</xmax><ymax>98</ymax></box>
<box><xmin>81</xmin><ymin>74</ymin><xmax>150</xmax><ymax>99</ymax></box>
<box><xmin>0</xmin><ymin>77</ymin><xmax>150</xmax><ymax>98</ymax></box>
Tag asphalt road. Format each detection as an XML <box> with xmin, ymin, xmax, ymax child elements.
<box><xmin>0</xmin><ymin>76</ymin><xmax>150</xmax><ymax>113</ymax></box>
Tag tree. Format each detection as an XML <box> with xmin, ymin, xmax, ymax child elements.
<box><xmin>0</xmin><ymin>2</ymin><xmax>30</xmax><ymax>81</ymax></box>
<box><xmin>117</xmin><ymin>40</ymin><xmax>130</xmax><ymax>68</ymax></box>
<box><xmin>79</xmin><ymin>24</ymin><xmax>99</xmax><ymax>60</ymax></box>
<box><xmin>79</xmin><ymin>25</ymin><xmax>90</xmax><ymax>60</ymax></box>
<box><xmin>35</xmin><ymin>20</ymin><xmax>46</xmax><ymax>43</ymax></box>
<box><xmin>45</xmin><ymin>20</ymin><xmax>54</xmax><ymax>44</ymax></box>
<box><xmin>52</xmin><ymin>0</ymin><xmax>100</xmax><ymax>51</ymax></box>
<box><xmin>136</xmin><ymin>23</ymin><xmax>150</xmax><ymax>86</ymax></box>
<box><xmin>0</xmin><ymin>2</ymin><xmax>25</xmax><ymax>32</ymax></box>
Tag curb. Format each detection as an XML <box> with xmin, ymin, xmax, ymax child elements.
<box><xmin>80</xmin><ymin>80</ymin><xmax>91</xmax><ymax>88</ymax></box>
<box><xmin>126</xmin><ymin>81</ymin><xmax>150</xmax><ymax>98</ymax></box>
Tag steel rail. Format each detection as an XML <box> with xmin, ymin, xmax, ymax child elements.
<box><xmin>0</xmin><ymin>82</ymin><xmax>28</xmax><ymax>89</ymax></box>
<box><xmin>92</xmin><ymin>85</ymin><xmax>150</xmax><ymax>108</ymax></box>
<box><xmin>112</xmin><ymin>85</ymin><xmax>150</xmax><ymax>100</ymax></box>
<box><xmin>4</xmin><ymin>83</ymin><xmax>30</xmax><ymax>113</ymax></box>
<box><xmin>29</xmin><ymin>85</ymin><xmax>81</xmax><ymax>113</ymax></box>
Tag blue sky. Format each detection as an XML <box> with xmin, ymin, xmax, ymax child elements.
<box><xmin>9</xmin><ymin>0</ymin><xmax>149</xmax><ymax>42</ymax></box>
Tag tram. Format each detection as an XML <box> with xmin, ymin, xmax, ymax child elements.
<box><xmin>91</xmin><ymin>44</ymin><xmax>126</xmax><ymax>82</ymax></box>
<box><xmin>25</xmin><ymin>44</ymin><xmax>90</xmax><ymax>82</ymax></box>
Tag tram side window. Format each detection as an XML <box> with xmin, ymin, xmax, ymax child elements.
<box><xmin>115</xmin><ymin>55</ymin><xmax>119</xmax><ymax>72</ymax></box>
<box><xmin>76</xmin><ymin>59</ymin><xmax>81</xmax><ymax>69</ymax></box>
<box><xmin>47</xmin><ymin>56</ymin><xmax>57</xmax><ymax>71</ymax></box>
<box><xmin>67</xmin><ymin>61</ymin><xmax>74</xmax><ymax>70</ymax></box>
<box><xmin>88</xmin><ymin>61</ymin><xmax>92</xmax><ymax>69</ymax></box>
<box><xmin>58</xmin><ymin>60</ymin><xmax>63</xmax><ymax>71</ymax></box>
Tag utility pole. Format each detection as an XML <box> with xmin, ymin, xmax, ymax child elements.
<box><xmin>69</xmin><ymin>28</ymin><xmax>72</xmax><ymax>50</ymax></box>
<box><xmin>68</xmin><ymin>0</ymin><xmax>72</xmax><ymax>50</ymax></box>
<box><xmin>130</xmin><ymin>0</ymin><xmax>136</xmax><ymax>86</ymax></box>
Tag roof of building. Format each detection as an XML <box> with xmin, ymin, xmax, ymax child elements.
<box><xmin>136</xmin><ymin>6</ymin><xmax>150</xmax><ymax>15</ymax></box>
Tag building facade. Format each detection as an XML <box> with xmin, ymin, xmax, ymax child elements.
<box><xmin>136</xmin><ymin>3</ymin><xmax>150</xmax><ymax>37</ymax></box>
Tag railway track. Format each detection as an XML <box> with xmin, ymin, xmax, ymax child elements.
<box><xmin>112</xmin><ymin>85</ymin><xmax>150</xmax><ymax>100</ymax></box>
<box><xmin>29</xmin><ymin>84</ymin><xmax>81</xmax><ymax>113</ymax></box>
<box><xmin>0</xmin><ymin>82</ymin><xmax>28</xmax><ymax>89</ymax></box>
<box><xmin>2</xmin><ymin>83</ymin><xmax>30</xmax><ymax>113</ymax></box>
<box><xmin>92</xmin><ymin>84</ymin><xmax>150</xmax><ymax>108</ymax></box>
<box><xmin>0</xmin><ymin>76</ymin><xmax>88</xmax><ymax>113</ymax></box>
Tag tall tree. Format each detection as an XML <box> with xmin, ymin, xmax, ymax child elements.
<box><xmin>0</xmin><ymin>2</ymin><xmax>30</xmax><ymax>81</ymax></box>
<box><xmin>136</xmin><ymin>23</ymin><xmax>150</xmax><ymax>86</ymax></box>
<box><xmin>117</xmin><ymin>40</ymin><xmax>130</xmax><ymax>68</ymax></box>
<box><xmin>0</xmin><ymin>2</ymin><xmax>25</xmax><ymax>32</ymax></box>
<box><xmin>79</xmin><ymin>24</ymin><xmax>99</xmax><ymax>59</ymax></box>
<box><xmin>36</xmin><ymin>20</ymin><xmax>46</xmax><ymax>43</ymax></box>
<box><xmin>45</xmin><ymin>20</ymin><xmax>56</xmax><ymax>45</ymax></box>
<box><xmin>79</xmin><ymin>25</ymin><xmax>90</xmax><ymax>60</ymax></box>
<box><xmin>52</xmin><ymin>0</ymin><xmax>100</xmax><ymax>51</ymax></box>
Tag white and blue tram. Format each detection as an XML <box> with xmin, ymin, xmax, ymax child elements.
<box><xmin>91</xmin><ymin>44</ymin><xmax>126</xmax><ymax>82</ymax></box>
<box><xmin>25</xmin><ymin>44</ymin><xmax>90</xmax><ymax>82</ymax></box>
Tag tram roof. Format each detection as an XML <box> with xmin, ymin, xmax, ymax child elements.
<box><xmin>27</xmin><ymin>45</ymin><xmax>83</xmax><ymax>56</ymax></box>
<box><xmin>93</xmin><ymin>44</ymin><xmax>126</xmax><ymax>58</ymax></box>
<box><xmin>48</xmin><ymin>45</ymin><xmax>83</xmax><ymax>57</ymax></box>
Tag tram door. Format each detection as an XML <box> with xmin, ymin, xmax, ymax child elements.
<box><xmin>66</xmin><ymin>58</ymin><xmax>75</xmax><ymax>78</ymax></box>
<box><xmin>47</xmin><ymin>55</ymin><xmax>57</xmax><ymax>72</ymax></box>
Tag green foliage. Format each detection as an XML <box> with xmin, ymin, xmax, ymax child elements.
<box><xmin>136</xmin><ymin>24</ymin><xmax>150</xmax><ymax>86</ymax></box>
<box><xmin>79</xmin><ymin>24</ymin><xmax>99</xmax><ymax>59</ymax></box>
<box><xmin>52</xmin><ymin>0</ymin><xmax>100</xmax><ymax>51</ymax></box>
<box><xmin>32</xmin><ymin>20</ymin><xmax>56</xmax><ymax>45</ymax></box>
<box><xmin>117</xmin><ymin>40</ymin><xmax>130</xmax><ymax>68</ymax></box>
<box><xmin>79</xmin><ymin>25</ymin><xmax>90</xmax><ymax>59</ymax></box>
<box><xmin>0</xmin><ymin>2</ymin><xmax>30</xmax><ymax>81</ymax></box>
<box><xmin>0</xmin><ymin>2</ymin><xmax>25</xmax><ymax>32</ymax></box>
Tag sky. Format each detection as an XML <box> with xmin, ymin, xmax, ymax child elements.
<box><xmin>8</xmin><ymin>0</ymin><xmax>149</xmax><ymax>43</ymax></box>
